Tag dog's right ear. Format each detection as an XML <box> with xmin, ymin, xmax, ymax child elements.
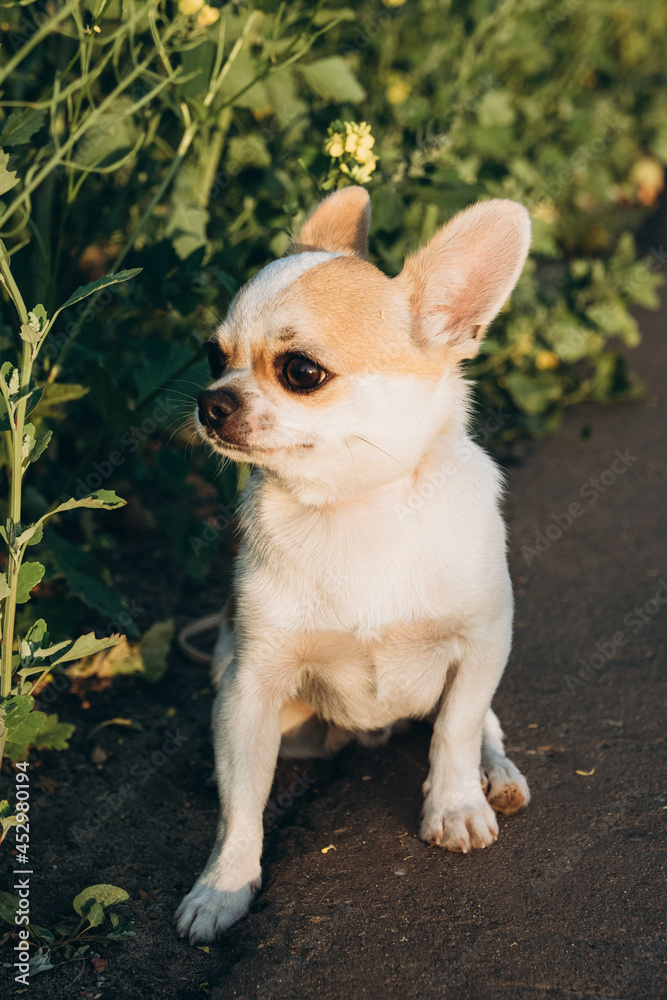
<box><xmin>287</xmin><ymin>186</ymin><xmax>370</xmax><ymax>258</ymax></box>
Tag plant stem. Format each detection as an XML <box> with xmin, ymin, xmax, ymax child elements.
<box><xmin>1</xmin><ymin>342</ymin><xmax>31</xmax><ymax>697</ymax></box>
<box><xmin>0</xmin><ymin>250</ymin><xmax>31</xmax><ymax>698</ymax></box>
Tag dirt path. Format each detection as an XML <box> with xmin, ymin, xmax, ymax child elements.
<box><xmin>4</xmin><ymin>280</ymin><xmax>666</xmax><ymax>999</ymax></box>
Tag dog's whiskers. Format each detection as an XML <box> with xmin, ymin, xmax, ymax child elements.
<box><xmin>351</xmin><ymin>435</ymin><xmax>409</xmax><ymax>471</ymax></box>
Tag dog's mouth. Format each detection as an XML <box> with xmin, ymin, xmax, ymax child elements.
<box><xmin>197</xmin><ymin>422</ymin><xmax>315</xmax><ymax>459</ymax></box>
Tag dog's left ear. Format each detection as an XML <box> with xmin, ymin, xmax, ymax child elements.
<box><xmin>287</xmin><ymin>186</ymin><xmax>370</xmax><ymax>257</ymax></box>
<box><xmin>398</xmin><ymin>199</ymin><xmax>531</xmax><ymax>360</ymax></box>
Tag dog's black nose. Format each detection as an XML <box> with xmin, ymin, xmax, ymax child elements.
<box><xmin>198</xmin><ymin>388</ymin><xmax>239</xmax><ymax>429</ymax></box>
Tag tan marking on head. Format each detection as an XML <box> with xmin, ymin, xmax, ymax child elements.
<box><xmin>248</xmin><ymin>255</ymin><xmax>442</xmax><ymax>404</ymax></box>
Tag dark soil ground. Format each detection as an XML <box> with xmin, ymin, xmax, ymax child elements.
<box><xmin>3</xmin><ymin>242</ymin><xmax>666</xmax><ymax>998</ymax></box>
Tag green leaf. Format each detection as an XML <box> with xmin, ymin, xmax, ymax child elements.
<box><xmin>46</xmin><ymin>531</ymin><xmax>131</xmax><ymax>628</ymax></box>
<box><xmin>25</xmin><ymin>618</ymin><xmax>48</xmax><ymax>647</ymax></box>
<box><xmin>48</xmin><ymin>490</ymin><xmax>126</xmax><ymax>518</ymax></box>
<box><xmin>55</xmin><ymin>269</ymin><xmax>142</xmax><ymax>315</ymax></box>
<box><xmin>3</xmin><ymin>710</ymin><xmax>46</xmax><ymax>761</ymax></box>
<box><xmin>17</xmin><ymin>520</ymin><xmax>44</xmax><ymax>548</ymax></box>
<box><xmin>19</xmin><ymin>305</ymin><xmax>47</xmax><ymax>346</ymax></box>
<box><xmin>0</xmin><ymin>891</ymin><xmax>19</xmax><ymax>924</ymax></box>
<box><xmin>50</xmin><ymin>631</ymin><xmax>123</xmax><ymax>667</ymax></box>
<box><xmin>85</xmin><ymin>901</ymin><xmax>105</xmax><ymax>928</ymax></box>
<box><xmin>0</xmin><ymin>693</ymin><xmax>34</xmax><ymax>726</ymax></box>
<box><xmin>0</xmin><ymin>799</ymin><xmax>19</xmax><ymax>839</ymax></box>
<box><xmin>107</xmin><ymin>910</ymin><xmax>135</xmax><ymax>939</ymax></box>
<box><xmin>0</xmin><ymin>576</ymin><xmax>10</xmax><ymax>600</ymax></box>
<box><xmin>505</xmin><ymin>371</ymin><xmax>562</xmax><ymax>416</ymax></box>
<box><xmin>16</xmin><ymin>561</ymin><xmax>45</xmax><ymax>603</ymax></box>
<box><xmin>226</xmin><ymin>135</ymin><xmax>271</xmax><ymax>170</ymax></box>
<box><xmin>30</xmin><ymin>382</ymin><xmax>89</xmax><ymax>421</ymax></box>
<box><xmin>0</xmin><ymin>108</ymin><xmax>46</xmax><ymax>146</ymax></box>
<box><xmin>477</xmin><ymin>90</ymin><xmax>517</xmax><ymax>128</ymax></box>
<box><xmin>30</xmin><ymin>427</ymin><xmax>52</xmax><ymax>464</ymax></box>
<box><xmin>34</xmin><ymin>713</ymin><xmax>75</xmax><ymax>752</ymax></box>
<box><xmin>24</xmin><ymin>385</ymin><xmax>43</xmax><ymax>418</ymax></box>
<box><xmin>0</xmin><ymin>149</ymin><xmax>18</xmax><ymax>197</ymax></box>
<box><xmin>299</xmin><ymin>57</ymin><xmax>366</xmax><ymax>103</ymax></box>
<box><xmin>131</xmin><ymin>341</ymin><xmax>196</xmax><ymax>405</ymax></box>
<box><xmin>73</xmin><ymin>884</ymin><xmax>129</xmax><ymax>922</ymax></box>
<box><xmin>139</xmin><ymin>620</ymin><xmax>174</xmax><ymax>683</ymax></box>
<box><xmin>29</xmin><ymin>924</ymin><xmax>57</xmax><ymax>946</ymax></box>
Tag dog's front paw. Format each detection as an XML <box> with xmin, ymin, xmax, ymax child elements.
<box><xmin>420</xmin><ymin>794</ymin><xmax>498</xmax><ymax>853</ymax></box>
<box><xmin>485</xmin><ymin>758</ymin><xmax>530</xmax><ymax>816</ymax></box>
<box><xmin>175</xmin><ymin>875</ymin><xmax>261</xmax><ymax>944</ymax></box>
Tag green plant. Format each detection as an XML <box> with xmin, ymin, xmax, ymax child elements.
<box><xmin>0</xmin><ymin>0</ymin><xmax>664</xmax><ymax>674</ymax></box>
<box><xmin>0</xmin><ymin>0</ymin><xmax>356</xmax><ymax>622</ymax></box>
<box><xmin>0</xmin><ymin>882</ymin><xmax>133</xmax><ymax>978</ymax></box>
<box><xmin>0</xmin><ymin>239</ymin><xmax>139</xmax><ymax>764</ymax></box>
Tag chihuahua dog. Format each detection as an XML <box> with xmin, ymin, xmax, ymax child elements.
<box><xmin>176</xmin><ymin>187</ymin><xmax>531</xmax><ymax>944</ymax></box>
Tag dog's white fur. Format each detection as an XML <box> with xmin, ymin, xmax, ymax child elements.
<box><xmin>176</xmin><ymin>188</ymin><xmax>532</xmax><ymax>944</ymax></box>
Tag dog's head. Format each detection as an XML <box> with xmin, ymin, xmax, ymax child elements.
<box><xmin>196</xmin><ymin>187</ymin><xmax>530</xmax><ymax>500</ymax></box>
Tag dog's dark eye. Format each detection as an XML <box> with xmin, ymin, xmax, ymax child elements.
<box><xmin>205</xmin><ymin>342</ymin><xmax>227</xmax><ymax>379</ymax></box>
<box><xmin>283</xmin><ymin>355</ymin><xmax>327</xmax><ymax>391</ymax></box>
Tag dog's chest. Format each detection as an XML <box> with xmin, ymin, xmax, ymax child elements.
<box><xmin>242</xmin><ymin>480</ymin><xmax>482</xmax><ymax>636</ymax></box>
<box><xmin>292</xmin><ymin>622</ymin><xmax>463</xmax><ymax>729</ymax></box>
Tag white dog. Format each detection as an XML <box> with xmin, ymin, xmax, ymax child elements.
<box><xmin>176</xmin><ymin>187</ymin><xmax>531</xmax><ymax>944</ymax></box>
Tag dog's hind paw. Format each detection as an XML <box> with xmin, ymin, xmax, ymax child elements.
<box><xmin>485</xmin><ymin>758</ymin><xmax>530</xmax><ymax>815</ymax></box>
<box><xmin>175</xmin><ymin>876</ymin><xmax>260</xmax><ymax>944</ymax></box>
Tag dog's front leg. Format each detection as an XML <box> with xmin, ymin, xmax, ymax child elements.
<box><xmin>176</xmin><ymin>656</ymin><xmax>281</xmax><ymax>944</ymax></box>
<box><xmin>421</xmin><ymin>625</ymin><xmax>510</xmax><ymax>853</ymax></box>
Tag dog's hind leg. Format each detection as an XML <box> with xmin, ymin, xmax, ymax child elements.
<box><xmin>279</xmin><ymin>701</ymin><xmax>354</xmax><ymax>759</ymax></box>
<box><xmin>481</xmin><ymin>707</ymin><xmax>530</xmax><ymax>816</ymax></box>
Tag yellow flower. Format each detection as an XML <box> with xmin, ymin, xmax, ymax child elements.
<box><xmin>386</xmin><ymin>74</ymin><xmax>411</xmax><ymax>105</ymax></box>
<box><xmin>197</xmin><ymin>5</ymin><xmax>220</xmax><ymax>28</ymax></box>
<box><xmin>382</xmin><ymin>0</ymin><xmax>408</xmax><ymax>6</ymax></box>
<box><xmin>324</xmin><ymin>133</ymin><xmax>345</xmax><ymax>158</ymax></box>
<box><xmin>535</xmin><ymin>350</ymin><xmax>559</xmax><ymax>370</ymax></box>
<box><xmin>340</xmin><ymin>158</ymin><xmax>378</xmax><ymax>184</ymax></box>
<box><xmin>343</xmin><ymin>121</ymin><xmax>376</xmax><ymax>163</ymax></box>
<box><xmin>324</xmin><ymin>121</ymin><xmax>378</xmax><ymax>184</ymax></box>
<box><xmin>178</xmin><ymin>0</ymin><xmax>204</xmax><ymax>14</ymax></box>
